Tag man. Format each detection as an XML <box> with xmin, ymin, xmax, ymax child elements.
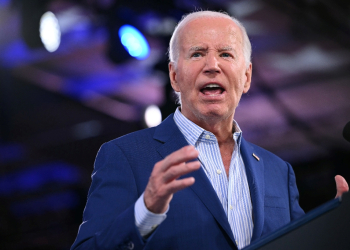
<box><xmin>71</xmin><ymin>11</ymin><xmax>348</xmax><ymax>250</ymax></box>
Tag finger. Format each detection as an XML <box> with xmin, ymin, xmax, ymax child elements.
<box><xmin>160</xmin><ymin>145</ymin><xmax>199</xmax><ymax>172</ymax></box>
<box><xmin>144</xmin><ymin>176</ymin><xmax>196</xmax><ymax>214</ymax></box>
<box><xmin>166</xmin><ymin>177</ymin><xmax>196</xmax><ymax>194</ymax></box>
<box><xmin>335</xmin><ymin>175</ymin><xmax>349</xmax><ymax>198</ymax></box>
<box><xmin>162</xmin><ymin>160</ymin><xmax>201</xmax><ymax>183</ymax></box>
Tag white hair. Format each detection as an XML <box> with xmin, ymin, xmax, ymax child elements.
<box><xmin>168</xmin><ymin>10</ymin><xmax>252</xmax><ymax>105</ymax></box>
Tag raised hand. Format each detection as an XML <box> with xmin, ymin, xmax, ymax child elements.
<box><xmin>144</xmin><ymin>145</ymin><xmax>200</xmax><ymax>214</ymax></box>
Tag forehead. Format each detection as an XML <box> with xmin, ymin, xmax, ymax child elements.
<box><xmin>178</xmin><ymin>17</ymin><xmax>243</xmax><ymax>50</ymax></box>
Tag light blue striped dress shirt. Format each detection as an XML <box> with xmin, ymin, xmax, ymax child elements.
<box><xmin>135</xmin><ymin>108</ymin><xmax>253</xmax><ymax>249</ymax></box>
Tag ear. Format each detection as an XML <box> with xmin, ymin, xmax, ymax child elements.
<box><xmin>243</xmin><ymin>63</ymin><xmax>252</xmax><ymax>94</ymax></box>
<box><xmin>169</xmin><ymin>62</ymin><xmax>180</xmax><ymax>92</ymax></box>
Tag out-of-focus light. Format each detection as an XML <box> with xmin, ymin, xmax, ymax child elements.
<box><xmin>40</xmin><ymin>11</ymin><xmax>61</xmax><ymax>52</ymax></box>
<box><xmin>71</xmin><ymin>120</ymin><xmax>102</xmax><ymax>140</ymax></box>
<box><xmin>144</xmin><ymin>105</ymin><xmax>162</xmax><ymax>127</ymax></box>
<box><xmin>118</xmin><ymin>25</ymin><xmax>150</xmax><ymax>60</ymax></box>
<box><xmin>0</xmin><ymin>0</ymin><xmax>10</xmax><ymax>7</ymax></box>
<box><xmin>0</xmin><ymin>162</ymin><xmax>80</xmax><ymax>196</ymax></box>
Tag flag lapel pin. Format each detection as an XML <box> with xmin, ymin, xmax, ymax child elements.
<box><xmin>252</xmin><ymin>153</ymin><xmax>260</xmax><ymax>161</ymax></box>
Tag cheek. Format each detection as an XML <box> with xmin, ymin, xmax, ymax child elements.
<box><xmin>229</xmin><ymin>73</ymin><xmax>244</xmax><ymax>91</ymax></box>
<box><xmin>238</xmin><ymin>72</ymin><xmax>248</xmax><ymax>91</ymax></box>
<box><xmin>182</xmin><ymin>67</ymin><xmax>193</xmax><ymax>82</ymax></box>
<box><xmin>180</xmin><ymin>71</ymin><xmax>195</xmax><ymax>92</ymax></box>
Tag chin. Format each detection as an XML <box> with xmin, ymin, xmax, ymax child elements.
<box><xmin>203</xmin><ymin>104</ymin><xmax>228</xmax><ymax>115</ymax></box>
<box><xmin>198</xmin><ymin>108</ymin><xmax>231</xmax><ymax>121</ymax></box>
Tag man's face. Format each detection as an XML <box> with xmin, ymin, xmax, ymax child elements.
<box><xmin>169</xmin><ymin>17</ymin><xmax>252</xmax><ymax>125</ymax></box>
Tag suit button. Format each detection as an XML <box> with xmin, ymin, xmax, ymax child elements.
<box><xmin>127</xmin><ymin>242</ymin><xmax>134</xmax><ymax>250</ymax></box>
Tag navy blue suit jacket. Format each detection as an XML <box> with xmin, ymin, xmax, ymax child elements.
<box><xmin>71</xmin><ymin>114</ymin><xmax>304</xmax><ymax>250</ymax></box>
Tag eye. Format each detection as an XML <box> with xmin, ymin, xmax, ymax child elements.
<box><xmin>221</xmin><ymin>52</ymin><xmax>232</xmax><ymax>58</ymax></box>
<box><xmin>191</xmin><ymin>52</ymin><xmax>202</xmax><ymax>58</ymax></box>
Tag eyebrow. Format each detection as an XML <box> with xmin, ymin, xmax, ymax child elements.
<box><xmin>188</xmin><ymin>46</ymin><xmax>235</xmax><ymax>52</ymax></box>
<box><xmin>189</xmin><ymin>46</ymin><xmax>207</xmax><ymax>52</ymax></box>
<box><xmin>217</xmin><ymin>46</ymin><xmax>234</xmax><ymax>52</ymax></box>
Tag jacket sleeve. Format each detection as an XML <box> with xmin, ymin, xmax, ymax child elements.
<box><xmin>287</xmin><ymin>162</ymin><xmax>305</xmax><ymax>221</ymax></box>
<box><xmin>71</xmin><ymin>142</ymin><xmax>147</xmax><ymax>250</ymax></box>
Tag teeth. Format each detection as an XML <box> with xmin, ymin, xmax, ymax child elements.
<box><xmin>205</xmin><ymin>84</ymin><xmax>220</xmax><ymax>88</ymax></box>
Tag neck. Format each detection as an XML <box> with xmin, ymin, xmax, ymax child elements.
<box><xmin>182</xmin><ymin>111</ymin><xmax>235</xmax><ymax>144</ymax></box>
<box><xmin>209</xmin><ymin>122</ymin><xmax>233</xmax><ymax>140</ymax></box>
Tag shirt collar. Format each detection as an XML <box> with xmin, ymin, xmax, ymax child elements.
<box><xmin>173</xmin><ymin>107</ymin><xmax>243</xmax><ymax>146</ymax></box>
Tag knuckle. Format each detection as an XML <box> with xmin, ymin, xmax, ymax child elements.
<box><xmin>167</xmin><ymin>168</ymin><xmax>177</xmax><ymax>178</ymax></box>
<box><xmin>148</xmin><ymin>173</ymin><xmax>157</xmax><ymax>183</ymax></box>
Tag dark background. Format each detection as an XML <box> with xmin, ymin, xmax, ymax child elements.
<box><xmin>0</xmin><ymin>0</ymin><xmax>350</xmax><ymax>249</ymax></box>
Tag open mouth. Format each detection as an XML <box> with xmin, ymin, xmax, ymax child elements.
<box><xmin>200</xmin><ymin>84</ymin><xmax>225</xmax><ymax>96</ymax></box>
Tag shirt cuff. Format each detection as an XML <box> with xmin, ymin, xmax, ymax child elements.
<box><xmin>134</xmin><ymin>192</ymin><xmax>168</xmax><ymax>237</ymax></box>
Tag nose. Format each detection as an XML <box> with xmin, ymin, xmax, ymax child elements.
<box><xmin>203</xmin><ymin>52</ymin><xmax>220</xmax><ymax>75</ymax></box>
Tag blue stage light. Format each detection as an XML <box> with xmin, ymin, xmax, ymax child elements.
<box><xmin>118</xmin><ymin>25</ymin><xmax>150</xmax><ymax>60</ymax></box>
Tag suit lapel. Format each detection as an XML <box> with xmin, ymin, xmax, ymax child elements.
<box><xmin>153</xmin><ymin>114</ymin><xmax>235</xmax><ymax>244</ymax></box>
<box><xmin>240</xmin><ymin>137</ymin><xmax>265</xmax><ymax>241</ymax></box>
<box><xmin>186</xmin><ymin>167</ymin><xmax>236</xmax><ymax>243</ymax></box>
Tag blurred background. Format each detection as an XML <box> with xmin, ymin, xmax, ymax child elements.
<box><xmin>0</xmin><ymin>0</ymin><xmax>350</xmax><ymax>249</ymax></box>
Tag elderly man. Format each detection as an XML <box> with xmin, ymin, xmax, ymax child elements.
<box><xmin>71</xmin><ymin>10</ymin><xmax>348</xmax><ymax>250</ymax></box>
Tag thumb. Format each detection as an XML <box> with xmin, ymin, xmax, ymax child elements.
<box><xmin>335</xmin><ymin>175</ymin><xmax>349</xmax><ymax>198</ymax></box>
